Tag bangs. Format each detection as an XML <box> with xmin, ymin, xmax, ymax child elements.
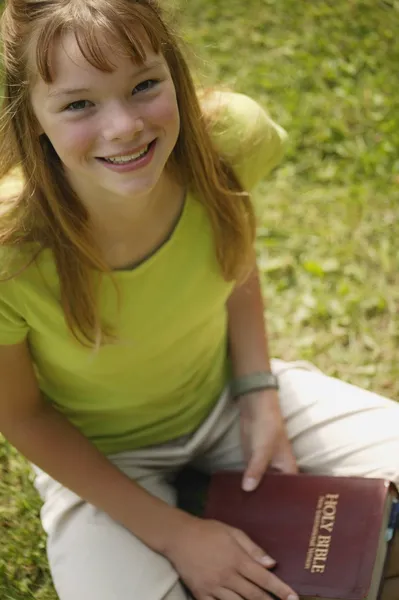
<box><xmin>34</xmin><ymin>2</ymin><xmax>164</xmax><ymax>82</ymax></box>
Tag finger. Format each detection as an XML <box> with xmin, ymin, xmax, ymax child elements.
<box><xmin>273</xmin><ymin>450</ymin><xmax>298</xmax><ymax>475</ymax></box>
<box><xmin>271</xmin><ymin>441</ymin><xmax>298</xmax><ymax>475</ymax></box>
<box><xmin>227</xmin><ymin>573</ymin><xmax>275</xmax><ymax>600</ymax></box>
<box><xmin>242</xmin><ymin>445</ymin><xmax>273</xmax><ymax>492</ymax></box>
<box><xmin>214</xmin><ymin>587</ymin><xmax>242</xmax><ymax>600</ymax></box>
<box><xmin>283</xmin><ymin>453</ymin><xmax>298</xmax><ymax>475</ymax></box>
<box><xmin>230</xmin><ymin>528</ymin><xmax>276</xmax><ymax>568</ymax></box>
<box><xmin>240</xmin><ymin>559</ymin><xmax>299</xmax><ymax>600</ymax></box>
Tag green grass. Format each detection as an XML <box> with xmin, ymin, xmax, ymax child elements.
<box><xmin>1</xmin><ymin>0</ymin><xmax>399</xmax><ymax>597</ymax></box>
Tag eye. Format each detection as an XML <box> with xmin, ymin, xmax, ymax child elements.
<box><xmin>133</xmin><ymin>79</ymin><xmax>159</xmax><ymax>95</ymax></box>
<box><xmin>64</xmin><ymin>99</ymin><xmax>93</xmax><ymax>112</ymax></box>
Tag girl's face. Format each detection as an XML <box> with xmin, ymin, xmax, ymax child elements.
<box><xmin>30</xmin><ymin>32</ymin><xmax>181</xmax><ymax>209</ymax></box>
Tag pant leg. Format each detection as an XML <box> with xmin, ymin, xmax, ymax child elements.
<box><xmin>31</xmin><ymin>386</ymin><xmax>248</xmax><ymax>600</ymax></box>
<box><xmin>33</xmin><ymin>464</ymin><xmax>188</xmax><ymax>600</ymax></box>
<box><xmin>192</xmin><ymin>359</ymin><xmax>399</xmax><ymax>593</ymax></box>
<box><xmin>194</xmin><ymin>359</ymin><xmax>399</xmax><ymax>485</ymax></box>
<box><xmin>276</xmin><ymin>360</ymin><xmax>399</xmax><ymax>484</ymax></box>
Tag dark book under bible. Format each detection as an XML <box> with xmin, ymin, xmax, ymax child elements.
<box><xmin>204</xmin><ymin>471</ymin><xmax>399</xmax><ymax>600</ymax></box>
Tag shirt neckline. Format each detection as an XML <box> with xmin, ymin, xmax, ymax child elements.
<box><xmin>111</xmin><ymin>188</ymin><xmax>190</xmax><ymax>276</ymax></box>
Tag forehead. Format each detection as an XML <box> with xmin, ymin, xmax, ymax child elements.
<box><xmin>30</xmin><ymin>28</ymin><xmax>165</xmax><ymax>87</ymax></box>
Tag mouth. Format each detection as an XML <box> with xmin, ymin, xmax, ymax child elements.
<box><xmin>97</xmin><ymin>140</ymin><xmax>156</xmax><ymax>165</ymax></box>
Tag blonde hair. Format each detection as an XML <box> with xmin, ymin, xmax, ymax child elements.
<box><xmin>0</xmin><ymin>0</ymin><xmax>256</xmax><ymax>346</ymax></box>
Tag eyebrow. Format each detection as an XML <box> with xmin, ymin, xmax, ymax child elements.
<box><xmin>48</xmin><ymin>60</ymin><xmax>165</xmax><ymax>98</ymax></box>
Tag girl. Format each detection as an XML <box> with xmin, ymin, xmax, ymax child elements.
<box><xmin>0</xmin><ymin>1</ymin><xmax>398</xmax><ymax>599</ymax></box>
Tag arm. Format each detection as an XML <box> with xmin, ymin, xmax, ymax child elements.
<box><xmin>0</xmin><ymin>341</ymin><xmax>298</xmax><ymax>600</ymax></box>
<box><xmin>0</xmin><ymin>341</ymin><xmax>191</xmax><ymax>555</ymax></box>
<box><xmin>226</xmin><ymin>258</ymin><xmax>297</xmax><ymax>490</ymax></box>
<box><xmin>226</xmin><ymin>257</ymin><xmax>272</xmax><ymax>377</ymax></box>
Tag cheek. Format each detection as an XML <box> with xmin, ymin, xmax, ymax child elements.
<box><xmin>148</xmin><ymin>92</ymin><xmax>180</xmax><ymax>133</ymax></box>
<box><xmin>44</xmin><ymin>120</ymin><xmax>95</xmax><ymax>162</ymax></box>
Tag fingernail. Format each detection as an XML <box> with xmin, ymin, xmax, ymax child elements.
<box><xmin>288</xmin><ymin>594</ymin><xmax>299</xmax><ymax>600</ymax></box>
<box><xmin>242</xmin><ymin>477</ymin><xmax>257</xmax><ymax>491</ymax></box>
<box><xmin>260</xmin><ymin>555</ymin><xmax>276</xmax><ymax>567</ymax></box>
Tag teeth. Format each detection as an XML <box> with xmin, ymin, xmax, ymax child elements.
<box><xmin>105</xmin><ymin>145</ymin><xmax>149</xmax><ymax>164</ymax></box>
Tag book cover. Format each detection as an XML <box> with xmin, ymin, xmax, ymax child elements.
<box><xmin>204</xmin><ymin>471</ymin><xmax>398</xmax><ymax>600</ymax></box>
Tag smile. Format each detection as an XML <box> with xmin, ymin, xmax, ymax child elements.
<box><xmin>96</xmin><ymin>139</ymin><xmax>157</xmax><ymax>172</ymax></box>
<box><xmin>102</xmin><ymin>143</ymin><xmax>151</xmax><ymax>164</ymax></box>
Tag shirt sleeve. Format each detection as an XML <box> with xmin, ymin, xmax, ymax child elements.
<box><xmin>203</xmin><ymin>91</ymin><xmax>287</xmax><ymax>191</ymax></box>
<box><xmin>0</xmin><ymin>278</ymin><xmax>29</xmax><ymax>344</ymax></box>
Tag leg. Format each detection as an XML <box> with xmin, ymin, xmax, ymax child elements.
<box><xmin>193</xmin><ymin>359</ymin><xmax>399</xmax><ymax>591</ymax></box>
<box><xmin>196</xmin><ymin>359</ymin><xmax>399</xmax><ymax>483</ymax></box>
<box><xmin>33</xmin><ymin>468</ymin><xmax>188</xmax><ymax>600</ymax></box>
<box><xmin>276</xmin><ymin>361</ymin><xmax>399</xmax><ymax>590</ymax></box>
<box><xmin>274</xmin><ymin>360</ymin><xmax>399</xmax><ymax>484</ymax></box>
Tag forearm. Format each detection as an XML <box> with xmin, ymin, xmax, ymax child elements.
<box><xmin>3</xmin><ymin>402</ymin><xmax>192</xmax><ymax>555</ymax></box>
<box><xmin>226</xmin><ymin>260</ymin><xmax>272</xmax><ymax>376</ymax></box>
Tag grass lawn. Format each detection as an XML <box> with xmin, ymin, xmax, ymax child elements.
<box><xmin>1</xmin><ymin>0</ymin><xmax>399</xmax><ymax>597</ymax></box>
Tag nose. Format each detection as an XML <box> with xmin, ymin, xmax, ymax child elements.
<box><xmin>102</xmin><ymin>103</ymin><xmax>144</xmax><ymax>142</ymax></box>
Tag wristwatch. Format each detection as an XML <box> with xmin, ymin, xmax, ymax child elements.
<box><xmin>231</xmin><ymin>371</ymin><xmax>279</xmax><ymax>399</ymax></box>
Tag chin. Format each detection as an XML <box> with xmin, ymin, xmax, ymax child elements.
<box><xmin>109</xmin><ymin>180</ymin><xmax>158</xmax><ymax>200</ymax></box>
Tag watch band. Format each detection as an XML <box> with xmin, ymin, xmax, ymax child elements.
<box><xmin>231</xmin><ymin>371</ymin><xmax>279</xmax><ymax>399</ymax></box>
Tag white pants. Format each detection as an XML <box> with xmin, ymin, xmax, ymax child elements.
<box><xmin>33</xmin><ymin>360</ymin><xmax>399</xmax><ymax>600</ymax></box>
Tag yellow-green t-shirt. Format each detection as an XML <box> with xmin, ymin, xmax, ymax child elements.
<box><xmin>0</xmin><ymin>92</ymin><xmax>286</xmax><ymax>454</ymax></box>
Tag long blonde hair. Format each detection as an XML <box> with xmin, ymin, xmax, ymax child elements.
<box><xmin>0</xmin><ymin>0</ymin><xmax>256</xmax><ymax>346</ymax></box>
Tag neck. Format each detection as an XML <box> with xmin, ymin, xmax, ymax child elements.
<box><xmin>71</xmin><ymin>172</ymin><xmax>185</xmax><ymax>269</ymax></box>
<box><xmin>68</xmin><ymin>167</ymin><xmax>179</xmax><ymax>242</ymax></box>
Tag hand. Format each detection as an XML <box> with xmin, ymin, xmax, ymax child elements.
<box><xmin>165</xmin><ymin>515</ymin><xmax>299</xmax><ymax>600</ymax></box>
<box><xmin>239</xmin><ymin>389</ymin><xmax>298</xmax><ymax>492</ymax></box>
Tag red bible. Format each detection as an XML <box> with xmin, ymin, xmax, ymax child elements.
<box><xmin>205</xmin><ymin>471</ymin><xmax>398</xmax><ymax>600</ymax></box>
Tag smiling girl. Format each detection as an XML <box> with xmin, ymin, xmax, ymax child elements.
<box><xmin>0</xmin><ymin>1</ymin><xmax>399</xmax><ymax>600</ymax></box>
